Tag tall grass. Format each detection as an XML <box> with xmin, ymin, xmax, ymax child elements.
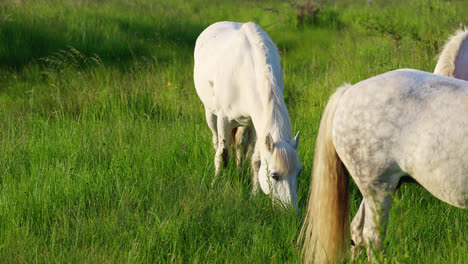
<box><xmin>0</xmin><ymin>0</ymin><xmax>467</xmax><ymax>262</ymax></box>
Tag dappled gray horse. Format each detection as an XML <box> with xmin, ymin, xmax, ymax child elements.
<box><xmin>300</xmin><ymin>69</ymin><xmax>468</xmax><ymax>263</ymax></box>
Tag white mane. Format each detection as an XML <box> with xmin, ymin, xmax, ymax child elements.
<box><xmin>239</xmin><ymin>22</ymin><xmax>293</xmax><ymax>143</ymax></box>
<box><xmin>194</xmin><ymin>21</ymin><xmax>300</xmax><ymax>209</ymax></box>
<box><xmin>434</xmin><ymin>28</ymin><xmax>468</xmax><ymax>77</ymax></box>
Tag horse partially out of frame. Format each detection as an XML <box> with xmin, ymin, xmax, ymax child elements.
<box><xmin>194</xmin><ymin>22</ymin><xmax>302</xmax><ymax>209</ymax></box>
<box><xmin>300</xmin><ymin>69</ymin><xmax>468</xmax><ymax>263</ymax></box>
<box><xmin>435</xmin><ymin>28</ymin><xmax>468</xmax><ymax>80</ymax></box>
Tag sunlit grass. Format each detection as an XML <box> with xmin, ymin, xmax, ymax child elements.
<box><xmin>0</xmin><ymin>0</ymin><xmax>467</xmax><ymax>262</ymax></box>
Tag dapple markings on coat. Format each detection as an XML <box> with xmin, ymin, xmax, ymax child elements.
<box><xmin>300</xmin><ymin>69</ymin><xmax>468</xmax><ymax>263</ymax></box>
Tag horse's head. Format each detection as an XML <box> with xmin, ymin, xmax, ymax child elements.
<box><xmin>258</xmin><ymin>132</ymin><xmax>302</xmax><ymax>211</ymax></box>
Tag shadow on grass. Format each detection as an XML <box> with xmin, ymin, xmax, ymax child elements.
<box><xmin>0</xmin><ymin>13</ymin><xmax>205</xmax><ymax>69</ymax></box>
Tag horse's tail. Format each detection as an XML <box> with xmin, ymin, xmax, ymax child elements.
<box><xmin>434</xmin><ymin>28</ymin><xmax>468</xmax><ymax>77</ymax></box>
<box><xmin>299</xmin><ymin>84</ymin><xmax>351</xmax><ymax>264</ymax></box>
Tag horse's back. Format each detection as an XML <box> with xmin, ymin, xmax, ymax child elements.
<box><xmin>333</xmin><ymin>69</ymin><xmax>468</xmax><ymax>207</ymax></box>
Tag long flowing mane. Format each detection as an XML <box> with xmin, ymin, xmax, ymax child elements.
<box><xmin>239</xmin><ymin>23</ymin><xmax>298</xmax><ymax>173</ymax></box>
<box><xmin>239</xmin><ymin>23</ymin><xmax>293</xmax><ymax>142</ymax></box>
<box><xmin>434</xmin><ymin>28</ymin><xmax>468</xmax><ymax>77</ymax></box>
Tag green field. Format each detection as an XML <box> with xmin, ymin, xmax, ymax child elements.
<box><xmin>0</xmin><ymin>0</ymin><xmax>467</xmax><ymax>262</ymax></box>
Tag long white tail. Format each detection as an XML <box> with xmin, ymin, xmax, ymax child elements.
<box><xmin>299</xmin><ymin>84</ymin><xmax>351</xmax><ymax>263</ymax></box>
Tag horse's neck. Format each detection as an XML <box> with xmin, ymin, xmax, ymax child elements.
<box><xmin>242</xmin><ymin>23</ymin><xmax>292</xmax><ymax>143</ymax></box>
<box><xmin>454</xmin><ymin>35</ymin><xmax>468</xmax><ymax>80</ymax></box>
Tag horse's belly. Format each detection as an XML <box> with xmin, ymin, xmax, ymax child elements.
<box><xmin>217</xmin><ymin>102</ymin><xmax>254</xmax><ymax>126</ymax></box>
<box><xmin>416</xmin><ymin>174</ymin><xmax>468</xmax><ymax>208</ymax></box>
<box><xmin>399</xmin><ymin>128</ymin><xmax>468</xmax><ymax>208</ymax></box>
<box><xmin>232</xmin><ymin>115</ymin><xmax>252</xmax><ymax>127</ymax></box>
<box><xmin>408</xmin><ymin>165</ymin><xmax>468</xmax><ymax>208</ymax></box>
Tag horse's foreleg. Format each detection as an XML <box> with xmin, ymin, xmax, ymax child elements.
<box><xmin>251</xmin><ymin>150</ymin><xmax>261</xmax><ymax>195</ymax></box>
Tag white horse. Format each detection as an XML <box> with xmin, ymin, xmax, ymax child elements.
<box><xmin>193</xmin><ymin>22</ymin><xmax>302</xmax><ymax>209</ymax></box>
<box><xmin>434</xmin><ymin>28</ymin><xmax>468</xmax><ymax>80</ymax></box>
<box><xmin>299</xmin><ymin>69</ymin><xmax>468</xmax><ymax>263</ymax></box>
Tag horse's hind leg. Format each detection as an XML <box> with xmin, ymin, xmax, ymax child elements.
<box><xmin>351</xmin><ymin>201</ymin><xmax>366</xmax><ymax>259</ymax></box>
<box><xmin>362</xmin><ymin>194</ymin><xmax>393</xmax><ymax>260</ymax></box>
<box><xmin>347</xmin><ymin>194</ymin><xmax>390</xmax><ymax>262</ymax></box>
<box><xmin>205</xmin><ymin>110</ymin><xmax>218</xmax><ymax>150</ymax></box>
<box><xmin>351</xmin><ymin>169</ymin><xmax>402</xmax><ymax>260</ymax></box>
<box><xmin>359</xmin><ymin>178</ymin><xmax>399</xmax><ymax>260</ymax></box>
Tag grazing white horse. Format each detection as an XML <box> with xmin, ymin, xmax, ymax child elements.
<box><xmin>299</xmin><ymin>69</ymin><xmax>468</xmax><ymax>263</ymax></box>
<box><xmin>193</xmin><ymin>22</ymin><xmax>302</xmax><ymax>209</ymax></box>
<box><xmin>434</xmin><ymin>28</ymin><xmax>468</xmax><ymax>80</ymax></box>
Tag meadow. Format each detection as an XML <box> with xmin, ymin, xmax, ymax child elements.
<box><xmin>0</xmin><ymin>0</ymin><xmax>467</xmax><ymax>262</ymax></box>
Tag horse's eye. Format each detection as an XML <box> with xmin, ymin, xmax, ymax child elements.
<box><xmin>271</xmin><ymin>173</ymin><xmax>280</xmax><ymax>181</ymax></box>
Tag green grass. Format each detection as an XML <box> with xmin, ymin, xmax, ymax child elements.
<box><xmin>0</xmin><ymin>0</ymin><xmax>467</xmax><ymax>262</ymax></box>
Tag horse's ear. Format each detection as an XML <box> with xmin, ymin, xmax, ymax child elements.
<box><xmin>265</xmin><ymin>133</ymin><xmax>274</xmax><ymax>153</ymax></box>
<box><xmin>293</xmin><ymin>131</ymin><xmax>300</xmax><ymax>149</ymax></box>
